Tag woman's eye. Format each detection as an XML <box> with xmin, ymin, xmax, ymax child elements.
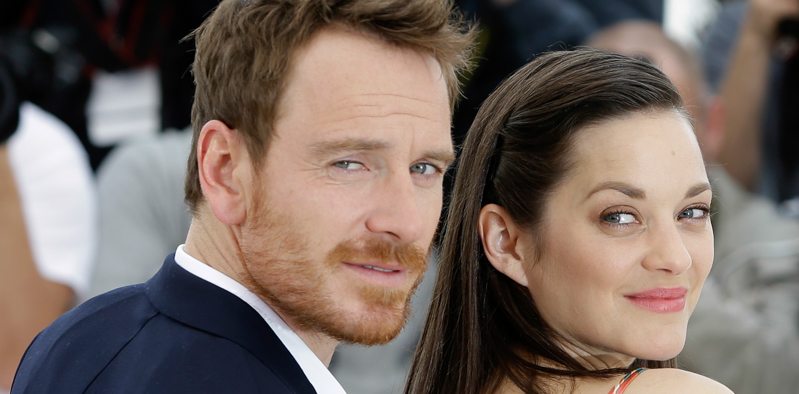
<box><xmin>410</xmin><ymin>163</ymin><xmax>437</xmax><ymax>175</ymax></box>
<box><xmin>603</xmin><ymin>212</ymin><xmax>636</xmax><ymax>224</ymax></box>
<box><xmin>678</xmin><ymin>208</ymin><xmax>708</xmax><ymax>219</ymax></box>
<box><xmin>333</xmin><ymin>161</ymin><xmax>365</xmax><ymax>170</ymax></box>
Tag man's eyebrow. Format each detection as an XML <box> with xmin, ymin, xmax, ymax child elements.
<box><xmin>309</xmin><ymin>139</ymin><xmax>390</xmax><ymax>156</ymax></box>
<box><xmin>427</xmin><ymin>150</ymin><xmax>456</xmax><ymax>167</ymax></box>
<box><xmin>685</xmin><ymin>182</ymin><xmax>712</xmax><ymax>199</ymax></box>
<box><xmin>309</xmin><ymin>138</ymin><xmax>455</xmax><ymax>166</ymax></box>
<box><xmin>586</xmin><ymin>181</ymin><xmax>646</xmax><ymax>200</ymax></box>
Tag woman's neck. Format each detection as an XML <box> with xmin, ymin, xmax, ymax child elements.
<box><xmin>554</xmin><ymin>338</ymin><xmax>636</xmax><ymax>370</ymax></box>
<box><xmin>493</xmin><ymin>345</ymin><xmax>636</xmax><ymax>394</ymax></box>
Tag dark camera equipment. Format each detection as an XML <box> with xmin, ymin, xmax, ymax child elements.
<box><xmin>0</xmin><ymin>60</ymin><xmax>20</xmax><ymax>144</ymax></box>
<box><xmin>778</xmin><ymin>18</ymin><xmax>799</xmax><ymax>39</ymax></box>
<box><xmin>0</xmin><ymin>27</ymin><xmax>85</xmax><ymax>145</ymax></box>
<box><xmin>777</xmin><ymin>18</ymin><xmax>799</xmax><ymax>200</ymax></box>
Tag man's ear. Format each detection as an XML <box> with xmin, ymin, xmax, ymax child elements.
<box><xmin>196</xmin><ymin>120</ymin><xmax>248</xmax><ymax>225</ymax></box>
<box><xmin>479</xmin><ymin>204</ymin><xmax>531</xmax><ymax>287</ymax></box>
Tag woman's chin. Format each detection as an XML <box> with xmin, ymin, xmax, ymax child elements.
<box><xmin>631</xmin><ymin>338</ymin><xmax>685</xmax><ymax>362</ymax></box>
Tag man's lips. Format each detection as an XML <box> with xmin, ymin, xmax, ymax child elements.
<box><xmin>351</xmin><ymin>262</ymin><xmax>402</xmax><ymax>273</ymax></box>
<box><xmin>624</xmin><ymin>287</ymin><xmax>687</xmax><ymax>313</ymax></box>
<box><xmin>342</xmin><ymin>262</ymin><xmax>409</xmax><ymax>287</ymax></box>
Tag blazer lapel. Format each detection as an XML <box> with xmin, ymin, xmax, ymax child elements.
<box><xmin>144</xmin><ymin>254</ymin><xmax>317</xmax><ymax>394</ymax></box>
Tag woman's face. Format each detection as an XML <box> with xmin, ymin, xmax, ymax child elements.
<box><xmin>521</xmin><ymin>110</ymin><xmax>713</xmax><ymax>366</ymax></box>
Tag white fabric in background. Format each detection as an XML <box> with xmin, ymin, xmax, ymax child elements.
<box><xmin>7</xmin><ymin>102</ymin><xmax>97</xmax><ymax>297</ymax></box>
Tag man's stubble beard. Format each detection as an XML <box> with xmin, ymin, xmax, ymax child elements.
<box><xmin>237</xmin><ymin>182</ymin><xmax>429</xmax><ymax>346</ymax></box>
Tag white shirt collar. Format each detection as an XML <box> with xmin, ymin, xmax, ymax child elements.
<box><xmin>174</xmin><ymin>245</ymin><xmax>347</xmax><ymax>394</ymax></box>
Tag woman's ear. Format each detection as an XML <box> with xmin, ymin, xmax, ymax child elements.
<box><xmin>478</xmin><ymin>204</ymin><xmax>532</xmax><ymax>287</ymax></box>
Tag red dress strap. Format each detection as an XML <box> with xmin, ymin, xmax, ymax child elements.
<box><xmin>608</xmin><ymin>368</ymin><xmax>647</xmax><ymax>394</ymax></box>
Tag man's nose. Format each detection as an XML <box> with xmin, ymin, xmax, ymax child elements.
<box><xmin>364</xmin><ymin>173</ymin><xmax>427</xmax><ymax>243</ymax></box>
<box><xmin>640</xmin><ymin>222</ymin><xmax>692</xmax><ymax>275</ymax></box>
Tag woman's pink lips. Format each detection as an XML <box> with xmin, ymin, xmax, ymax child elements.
<box><xmin>624</xmin><ymin>287</ymin><xmax>687</xmax><ymax>313</ymax></box>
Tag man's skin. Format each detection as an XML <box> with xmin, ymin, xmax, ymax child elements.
<box><xmin>0</xmin><ymin>145</ymin><xmax>72</xmax><ymax>390</ymax></box>
<box><xmin>184</xmin><ymin>27</ymin><xmax>454</xmax><ymax>366</ymax></box>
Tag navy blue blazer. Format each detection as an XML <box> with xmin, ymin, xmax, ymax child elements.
<box><xmin>12</xmin><ymin>255</ymin><xmax>317</xmax><ymax>394</ymax></box>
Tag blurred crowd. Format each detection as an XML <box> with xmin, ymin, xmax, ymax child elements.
<box><xmin>2</xmin><ymin>0</ymin><xmax>799</xmax><ymax>393</ymax></box>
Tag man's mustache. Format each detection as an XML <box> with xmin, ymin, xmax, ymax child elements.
<box><xmin>326</xmin><ymin>237</ymin><xmax>428</xmax><ymax>272</ymax></box>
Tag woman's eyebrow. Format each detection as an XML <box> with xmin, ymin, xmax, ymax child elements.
<box><xmin>585</xmin><ymin>181</ymin><xmax>713</xmax><ymax>201</ymax></box>
<box><xmin>685</xmin><ymin>182</ymin><xmax>712</xmax><ymax>199</ymax></box>
<box><xmin>586</xmin><ymin>181</ymin><xmax>645</xmax><ymax>200</ymax></box>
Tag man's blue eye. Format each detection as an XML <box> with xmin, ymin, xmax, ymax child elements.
<box><xmin>603</xmin><ymin>212</ymin><xmax>636</xmax><ymax>224</ymax></box>
<box><xmin>334</xmin><ymin>161</ymin><xmax>364</xmax><ymax>170</ymax></box>
<box><xmin>410</xmin><ymin>163</ymin><xmax>437</xmax><ymax>175</ymax></box>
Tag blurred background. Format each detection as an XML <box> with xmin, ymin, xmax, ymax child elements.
<box><xmin>4</xmin><ymin>0</ymin><xmax>721</xmax><ymax>151</ymax></box>
<box><xmin>4</xmin><ymin>0</ymin><xmax>799</xmax><ymax>393</ymax></box>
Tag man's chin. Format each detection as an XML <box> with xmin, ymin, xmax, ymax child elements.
<box><xmin>304</xmin><ymin>271</ymin><xmax>421</xmax><ymax>345</ymax></box>
<box><xmin>324</xmin><ymin>300</ymin><xmax>411</xmax><ymax>346</ymax></box>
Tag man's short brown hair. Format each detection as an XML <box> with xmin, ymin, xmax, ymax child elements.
<box><xmin>185</xmin><ymin>0</ymin><xmax>474</xmax><ymax>212</ymax></box>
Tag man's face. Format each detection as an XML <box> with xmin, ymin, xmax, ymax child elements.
<box><xmin>237</xmin><ymin>28</ymin><xmax>453</xmax><ymax>345</ymax></box>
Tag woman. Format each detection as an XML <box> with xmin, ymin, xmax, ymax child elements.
<box><xmin>405</xmin><ymin>49</ymin><xmax>733</xmax><ymax>394</ymax></box>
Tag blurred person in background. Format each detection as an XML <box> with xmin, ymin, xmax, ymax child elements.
<box><xmin>0</xmin><ymin>1</ymin><xmax>225</xmax><ymax>388</ymax></box>
<box><xmin>452</xmin><ymin>0</ymin><xmax>664</xmax><ymax>136</ymax></box>
<box><xmin>0</xmin><ymin>2</ymin><xmax>223</xmax><ymax>385</ymax></box>
<box><xmin>702</xmin><ymin>0</ymin><xmax>799</xmax><ymax>204</ymax></box>
<box><xmin>1</xmin><ymin>0</ymin><xmax>122</xmax><ymax>170</ymax></box>
<box><xmin>0</xmin><ymin>0</ymin><xmax>222</xmax><ymax>170</ymax></box>
<box><xmin>590</xmin><ymin>20</ymin><xmax>799</xmax><ymax>394</ymax></box>
<box><xmin>0</xmin><ymin>45</ymin><xmax>96</xmax><ymax>393</ymax></box>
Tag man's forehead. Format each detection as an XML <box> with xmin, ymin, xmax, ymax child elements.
<box><xmin>283</xmin><ymin>28</ymin><xmax>446</xmax><ymax>104</ymax></box>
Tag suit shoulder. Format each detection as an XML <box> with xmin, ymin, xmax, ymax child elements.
<box><xmin>86</xmin><ymin>320</ymin><xmax>300</xmax><ymax>393</ymax></box>
<box><xmin>627</xmin><ymin>368</ymin><xmax>734</xmax><ymax>394</ymax></box>
<box><xmin>47</xmin><ymin>284</ymin><xmax>158</xmax><ymax>344</ymax></box>
<box><xmin>13</xmin><ymin>285</ymin><xmax>161</xmax><ymax>393</ymax></box>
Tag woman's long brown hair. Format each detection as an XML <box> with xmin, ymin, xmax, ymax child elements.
<box><xmin>405</xmin><ymin>48</ymin><xmax>685</xmax><ymax>394</ymax></box>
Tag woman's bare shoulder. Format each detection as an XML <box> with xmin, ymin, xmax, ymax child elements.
<box><xmin>627</xmin><ymin>368</ymin><xmax>733</xmax><ymax>394</ymax></box>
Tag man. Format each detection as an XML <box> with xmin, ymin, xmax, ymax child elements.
<box><xmin>11</xmin><ymin>0</ymin><xmax>473</xmax><ymax>392</ymax></box>
<box><xmin>87</xmin><ymin>126</ymin><xmax>441</xmax><ymax>394</ymax></box>
<box><xmin>589</xmin><ymin>21</ymin><xmax>799</xmax><ymax>394</ymax></box>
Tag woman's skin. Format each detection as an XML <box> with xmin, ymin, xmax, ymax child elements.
<box><xmin>479</xmin><ymin>110</ymin><xmax>733</xmax><ymax>393</ymax></box>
